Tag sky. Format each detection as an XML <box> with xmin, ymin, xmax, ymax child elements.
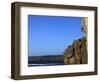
<box><xmin>28</xmin><ymin>15</ymin><xmax>84</xmax><ymax>56</ymax></box>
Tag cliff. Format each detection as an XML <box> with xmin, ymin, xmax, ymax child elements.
<box><xmin>63</xmin><ymin>36</ymin><xmax>87</xmax><ymax>64</ymax></box>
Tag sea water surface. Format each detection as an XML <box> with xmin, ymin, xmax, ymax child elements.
<box><xmin>28</xmin><ymin>55</ymin><xmax>65</xmax><ymax>67</ymax></box>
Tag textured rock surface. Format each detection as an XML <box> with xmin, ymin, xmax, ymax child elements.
<box><xmin>63</xmin><ymin>36</ymin><xmax>87</xmax><ymax>64</ymax></box>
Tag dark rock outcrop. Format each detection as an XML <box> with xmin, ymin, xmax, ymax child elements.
<box><xmin>63</xmin><ymin>36</ymin><xmax>88</xmax><ymax>64</ymax></box>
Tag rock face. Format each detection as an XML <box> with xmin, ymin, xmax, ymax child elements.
<box><xmin>63</xmin><ymin>36</ymin><xmax>88</xmax><ymax>64</ymax></box>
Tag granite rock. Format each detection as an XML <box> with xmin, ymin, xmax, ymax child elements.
<box><xmin>63</xmin><ymin>36</ymin><xmax>87</xmax><ymax>64</ymax></box>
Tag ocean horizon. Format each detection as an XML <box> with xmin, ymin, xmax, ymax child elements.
<box><xmin>28</xmin><ymin>55</ymin><xmax>65</xmax><ymax>67</ymax></box>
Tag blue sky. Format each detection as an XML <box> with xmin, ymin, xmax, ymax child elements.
<box><xmin>28</xmin><ymin>15</ymin><xmax>84</xmax><ymax>56</ymax></box>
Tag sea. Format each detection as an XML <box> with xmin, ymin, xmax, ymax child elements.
<box><xmin>28</xmin><ymin>55</ymin><xmax>65</xmax><ymax>67</ymax></box>
<box><xmin>28</xmin><ymin>62</ymin><xmax>65</xmax><ymax>67</ymax></box>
